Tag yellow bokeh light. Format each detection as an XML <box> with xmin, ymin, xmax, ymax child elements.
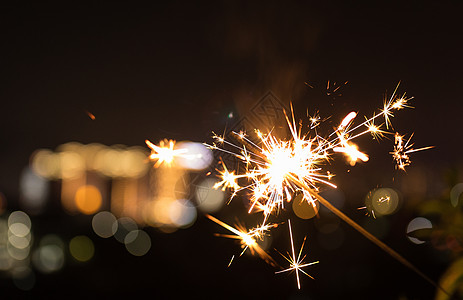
<box><xmin>31</xmin><ymin>149</ymin><xmax>61</xmax><ymax>179</ymax></box>
<box><xmin>371</xmin><ymin>188</ymin><xmax>399</xmax><ymax>216</ymax></box>
<box><xmin>59</xmin><ymin>151</ymin><xmax>85</xmax><ymax>179</ymax></box>
<box><xmin>69</xmin><ymin>235</ymin><xmax>94</xmax><ymax>262</ymax></box>
<box><xmin>292</xmin><ymin>193</ymin><xmax>319</xmax><ymax>220</ymax></box>
<box><xmin>74</xmin><ymin>185</ymin><xmax>102</xmax><ymax>215</ymax></box>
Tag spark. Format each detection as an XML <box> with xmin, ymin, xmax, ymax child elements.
<box><xmin>326</xmin><ymin>80</ymin><xmax>348</xmax><ymax>96</ymax></box>
<box><xmin>390</xmin><ymin>133</ymin><xmax>433</xmax><ymax>171</ymax></box>
<box><xmin>380</xmin><ymin>83</ymin><xmax>413</xmax><ymax>129</ymax></box>
<box><xmin>275</xmin><ymin>219</ymin><xmax>319</xmax><ymax>289</ymax></box>
<box><xmin>228</xmin><ymin>255</ymin><xmax>235</xmax><ymax>267</ymax></box>
<box><xmin>205</xmin><ymin>214</ymin><xmax>277</xmax><ymax>266</ymax></box>
<box><xmin>145</xmin><ymin>139</ymin><xmax>188</xmax><ymax>168</ymax></box>
<box><xmin>213</xmin><ymin>159</ymin><xmax>242</xmax><ymax>192</ymax></box>
<box><xmin>365</xmin><ymin>115</ymin><xmax>386</xmax><ymax>140</ymax></box>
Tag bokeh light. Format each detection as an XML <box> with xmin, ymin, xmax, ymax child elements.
<box><xmin>59</xmin><ymin>150</ymin><xmax>85</xmax><ymax>180</ymax></box>
<box><xmin>31</xmin><ymin>149</ymin><xmax>61</xmax><ymax>179</ymax></box>
<box><xmin>69</xmin><ymin>235</ymin><xmax>95</xmax><ymax>262</ymax></box>
<box><xmin>8</xmin><ymin>211</ymin><xmax>32</xmax><ymax>229</ymax></box>
<box><xmin>365</xmin><ymin>187</ymin><xmax>400</xmax><ymax>217</ymax></box>
<box><xmin>124</xmin><ymin>230</ymin><xmax>151</xmax><ymax>256</ymax></box>
<box><xmin>195</xmin><ymin>178</ymin><xmax>225</xmax><ymax>213</ymax></box>
<box><xmin>407</xmin><ymin>217</ymin><xmax>432</xmax><ymax>245</ymax></box>
<box><xmin>32</xmin><ymin>234</ymin><xmax>65</xmax><ymax>274</ymax></box>
<box><xmin>92</xmin><ymin>211</ymin><xmax>118</xmax><ymax>238</ymax></box>
<box><xmin>6</xmin><ymin>211</ymin><xmax>33</xmax><ymax>261</ymax></box>
<box><xmin>31</xmin><ymin>143</ymin><xmax>150</xmax><ymax>180</ymax></box>
<box><xmin>94</xmin><ymin>146</ymin><xmax>149</xmax><ymax>178</ymax></box>
<box><xmin>19</xmin><ymin>167</ymin><xmax>49</xmax><ymax>214</ymax></box>
<box><xmin>74</xmin><ymin>185</ymin><xmax>103</xmax><ymax>215</ymax></box>
<box><xmin>292</xmin><ymin>193</ymin><xmax>319</xmax><ymax>219</ymax></box>
<box><xmin>113</xmin><ymin>217</ymin><xmax>138</xmax><ymax>243</ymax></box>
<box><xmin>0</xmin><ymin>218</ymin><xmax>13</xmax><ymax>271</ymax></box>
<box><xmin>450</xmin><ymin>183</ymin><xmax>463</xmax><ymax>207</ymax></box>
<box><xmin>174</xmin><ymin>141</ymin><xmax>213</xmax><ymax>170</ymax></box>
<box><xmin>169</xmin><ymin>199</ymin><xmax>197</xmax><ymax>228</ymax></box>
<box><xmin>143</xmin><ymin>198</ymin><xmax>174</xmax><ymax>228</ymax></box>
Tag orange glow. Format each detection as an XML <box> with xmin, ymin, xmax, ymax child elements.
<box><xmin>74</xmin><ymin>185</ymin><xmax>102</xmax><ymax>215</ymax></box>
<box><xmin>85</xmin><ymin>110</ymin><xmax>96</xmax><ymax>120</ymax></box>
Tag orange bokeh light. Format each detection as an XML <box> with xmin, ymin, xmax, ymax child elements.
<box><xmin>74</xmin><ymin>185</ymin><xmax>102</xmax><ymax>215</ymax></box>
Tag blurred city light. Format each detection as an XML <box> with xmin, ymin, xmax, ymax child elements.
<box><xmin>19</xmin><ymin>167</ymin><xmax>49</xmax><ymax>214</ymax></box>
<box><xmin>32</xmin><ymin>234</ymin><xmax>65</xmax><ymax>274</ymax></box>
<box><xmin>69</xmin><ymin>235</ymin><xmax>95</xmax><ymax>262</ymax></box>
<box><xmin>92</xmin><ymin>211</ymin><xmax>118</xmax><ymax>238</ymax></box>
<box><xmin>74</xmin><ymin>185</ymin><xmax>102</xmax><ymax>215</ymax></box>
<box><xmin>124</xmin><ymin>229</ymin><xmax>151</xmax><ymax>256</ymax></box>
<box><xmin>113</xmin><ymin>217</ymin><xmax>138</xmax><ymax>243</ymax></box>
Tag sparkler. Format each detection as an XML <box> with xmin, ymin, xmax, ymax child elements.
<box><xmin>206</xmin><ymin>85</ymin><xmax>411</xmax><ymax>220</ymax></box>
<box><xmin>205</xmin><ymin>83</ymin><xmax>443</xmax><ymax>291</ymax></box>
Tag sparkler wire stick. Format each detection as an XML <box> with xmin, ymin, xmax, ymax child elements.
<box><xmin>288</xmin><ymin>174</ymin><xmax>447</xmax><ymax>294</ymax></box>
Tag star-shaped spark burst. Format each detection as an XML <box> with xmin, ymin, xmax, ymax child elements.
<box><xmin>275</xmin><ymin>219</ymin><xmax>319</xmax><ymax>289</ymax></box>
<box><xmin>145</xmin><ymin>139</ymin><xmax>188</xmax><ymax>168</ymax></box>
<box><xmin>213</xmin><ymin>159</ymin><xmax>242</xmax><ymax>192</ymax></box>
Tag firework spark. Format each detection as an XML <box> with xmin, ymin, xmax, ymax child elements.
<box><xmin>145</xmin><ymin>139</ymin><xmax>188</xmax><ymax>168</ymax></box>
<box><xmin>391</xmin><ymin>133</ymin><xmax>434</xmax><ymax>171</ymax></box>
<box><xmin>275</xmin><ymin>219</ymin><xmax>319</xmax><ymax>289</ymax></box>
<box><xmin>205</xmin><ymin>214</ymin><xmax>278</xmax><ymax>266</ymax></box>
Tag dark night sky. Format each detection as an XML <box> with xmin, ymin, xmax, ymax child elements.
<box><xmin>0</xmin><ymin>1</ymin><xmax>462</xmax><ymax>299</ymax></box>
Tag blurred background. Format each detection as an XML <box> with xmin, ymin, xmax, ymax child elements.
<box><xmin>0</xmin><ymin>1</ymin><xmax>462</xmax><ymax>299</ymax></box>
